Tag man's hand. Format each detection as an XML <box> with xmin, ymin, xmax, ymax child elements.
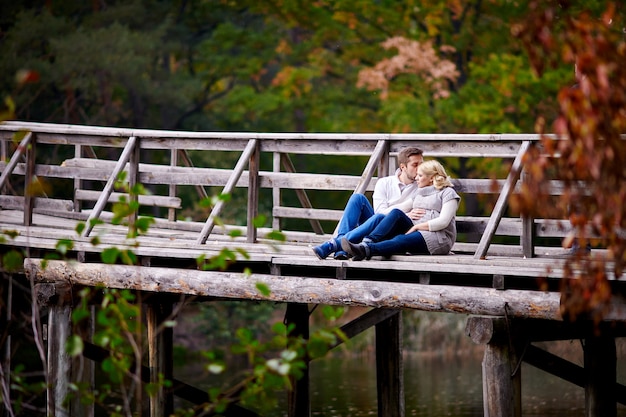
<box><xmin>407</xmin><ymin>208</ymin><xmax>425</xmax><ymax>220</ymax></box>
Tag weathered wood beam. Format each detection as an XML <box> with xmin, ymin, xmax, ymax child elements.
<box><xmin>523</xmin><ymin>343</ymin><xmax>626</xmax><ymax>405</ymax></box>
<box><xmin>466</xmin><ymin>316</ymin><xmax>626</xmax><ymax>343</ymax></box>
<box><xmin>25</xmin><ymin>259</ymin><xmax>569</xmax><ymax>320</ymax></box>
<box><xmin>330</xmin><ymin>308</ymin><xmax>401</xmax><ymax>350</ymax></box>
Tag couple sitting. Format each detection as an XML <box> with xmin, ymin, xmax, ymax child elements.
<box><xmin>312</xmin><ymin>147</ymin><xmax>460</xmax><ymax>261</ymax></box>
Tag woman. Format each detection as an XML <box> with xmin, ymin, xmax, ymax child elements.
<box><xmin>340</xmin><ymin>160</ymin><xmax>460</xmax><ymax>260</ymax></box>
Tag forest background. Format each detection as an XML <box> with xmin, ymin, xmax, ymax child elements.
<box><xmin>1</xmin><ymin>0</ymin><xmax>624</xmax><ymax>374</ymax></box>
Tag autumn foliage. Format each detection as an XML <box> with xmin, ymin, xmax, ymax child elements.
<box><xmin>513</xmin><ymin>1</ymin><xmax>626</xmax><ymax>322</ymax></box>
<box><xmin>356</xmin><ymin>36</ymin><xmax>459</xmax><ymax>100</ymax></box>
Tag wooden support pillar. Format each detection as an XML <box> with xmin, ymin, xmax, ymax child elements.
<box><xmin>285</xmin><ymin>303</ymin><xmax>310</xmax><ymax>417</ymax></box>
<box><xmin>42</xmin><ymin>283</ymin><xmax>94</xmax><ymax>417</ymax></box>
<box><xmin>47</xmin><ymin>304</ymin><xmax>72</xmax><ymax>417</ymax></box>
<box><xmin>146</xmin><ymin>302</ymin><xmax>174</xmax><ymax>417</ymax></box>
<box><xmin>584</xmin><ymin>335</ymin><xmax>616</xmax><ymax>417</ymax></box>
<box><xmin>375</xmin><ymin>310</ymin><xmax>404</xmax><ymax>417</ymax></box>
<box><xmin>466</xmin><ymin>317</ymin><xmax>521</xmax><ymax>417</ymax></box>
<box><xmin>482</xmin><ymin>339</ymin><xmax>521</xmax><ymax>417</ymax></box>
<box><xmin>1</xmin><ymin>275</ymin><xmax>12</xmax><ymax>416</ymax></box>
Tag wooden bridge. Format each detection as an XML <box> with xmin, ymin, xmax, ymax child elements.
<box><xmin>1</xmin><ymin>121</ymin><xmax>625</xmax><ymax>417</ymax></box>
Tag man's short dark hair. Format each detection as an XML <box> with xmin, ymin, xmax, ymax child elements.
<box><xmin>397</xmin><ymin>147</ymin><xmax>424</xmax><ymax>166</ymax></box>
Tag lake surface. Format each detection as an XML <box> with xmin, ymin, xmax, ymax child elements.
<box><xmin>179</xmin><ymin>351</ymin><xmax>626</xmax><ymax>416</ymax></box>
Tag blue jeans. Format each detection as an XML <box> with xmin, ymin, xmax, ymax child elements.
<box><xmin>347</xmin><ymin>208</ymin><xmax>429</xmax><ymax>256</ymax></box>
<box><xmin>335</xmin><ymin>194</ymin><xmax>376</xmax><ymax>238</ymax></box>
<box><xmin>368</xmin><ymin>230</ymin><xmax>429</xmax><ymax>256</ymax></box>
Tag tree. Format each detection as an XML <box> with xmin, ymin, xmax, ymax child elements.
<box><xmin>512</xmin><ymin>1</ymin><xmax>626</xmax><ymax>322</ymax></box>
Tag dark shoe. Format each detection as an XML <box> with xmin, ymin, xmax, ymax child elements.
<box><xmin>333</xmin><ymin>250</ymin><xmax>351</xmax><ymax>260</ymax></box>
<box><xmin>312</xmin><ymin>241</ymin><xmax>335</xmax><ymax>260</ymax></box>
<box><xmin>341</xmin><ymin>238</ymin><xmax>369</xmax><ymax>261</ymax></box>
<box><xmin>568</xmin><ymin>241</ymin><xmax>592</xmax><ymax>256</ymax></box>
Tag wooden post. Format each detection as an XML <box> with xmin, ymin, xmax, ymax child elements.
<box><xmin>42</xmin><ymin>283</ymin><xmax>94</xmax><ymax>417</ymax></box>
<box><xmin>375</xmin><ymin>310</ymin><xmax>404</xmax><ymax>417</ymax></box>
<box><xmin>128</xmin><ymin>137</ymin><xmax>140</xmax><ymax>234</ymax></box>
<box><xmin>247</xmin><ymin>139</ymin><xmax>259</xmax><ymax>243</ymax></box>
<box><xmin>24</xmin><ymin>133</ymin><xmax>36</xmax><ymax>226</ymax></box>
<box><xmin>147</xmin><ymin>302</ymin><xmax>174</xmax><ymax>417</ymax></box>
<box><xmin>47</xmin><ymin>304</ymin><xmax>72</xmax><ymax>417</ymax></box>
<box><xmin>521</xmin><ymin>170</ymin><xmax>535</xmax><ymax>258</ymax></box>
<box><xmin>272</xmin><ymin>152</ymin><xmax>281</xmax><ymax>231</ymax></box>
<box><xmin>584</xmin><ymin>335</ymin><xmax>616</xmax><ymax>417</ymax></box>
<box><xmin>168</xmin><ymin>149</ymin><xmax>178</xmax><ymax>222</ymax></box>
<box><xmin>285</xmin><ymin>304</ymin><xmax>310</xmax><ymax>417</ymax></box>
<box><xmin>73</xmin><ymin>144</ymin><xmax>83</xmax><ymax>212</ymax></box>
<box><xmin>482</xmin><ymin>340</ymin><xmax>521</xmax><ymax>417</ymax></box>
<box><xmin>2</xmin><ymin>274</ymin><xmax>12</xmax><ymax>416</ymax></box>
<box><xmin>466</xmin><ymin>317</ymin><xmax>521</xmax><ymax>417</ymax></box>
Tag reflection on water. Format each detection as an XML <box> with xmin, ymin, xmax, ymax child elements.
<box><xmin>179</xmin><ymin>351</ymin><xmax>626</xmax><ymax>417</ymax></box>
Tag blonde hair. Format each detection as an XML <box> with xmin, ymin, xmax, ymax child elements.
<box><xmin>419</xmin><ymin>160</ymin><xmax>453</xmax><ymax>190</ymax></box>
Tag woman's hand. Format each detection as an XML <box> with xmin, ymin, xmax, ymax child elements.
<box><xmin>406</xmin><ymin>222</ymin><xmax>428</xmax><ymax>234</ymax></box>
<box><xmin>407</xmin><ymin>208</ymin><xmax>425</xmax><ymax>220</ymax></box>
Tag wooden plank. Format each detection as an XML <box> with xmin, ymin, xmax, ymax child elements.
<box><xmin>0</xmin><ymin>195</ymin><xmax>74</xmax><ymax>211</ymax></box>
<box><xmin>75</xmin><ymin>189</ymin><xmax>181</xmax><ymax>209</ymax></box>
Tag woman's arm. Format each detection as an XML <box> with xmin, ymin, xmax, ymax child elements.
<box><xmin>405</xmin><ymin>199</ymin><xmax>459</xmax><ymax>234</ymax></box>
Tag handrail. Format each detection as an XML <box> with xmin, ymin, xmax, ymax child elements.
<box><xmin>197</xmin><ymin>139</ymin><xmax>258</xmax><ymax>244</ymax></box>
<box><xmin>0</xmin><ymin>121</ymin><xmax>579</xmax><ymax>259</ymax></box>
<box><xmin>82</xmin><ymin>136</ymin><xmax>138</xmax><ymax>237</ymax></box>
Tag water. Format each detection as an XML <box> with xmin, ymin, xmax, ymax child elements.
<box><xmin>178</xmin><ymin>351</ymin><xmax>626</xmax><ymax>416</ymax></box>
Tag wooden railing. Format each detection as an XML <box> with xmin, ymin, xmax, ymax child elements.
<box><xmin>0</xmin><ymin>121</ymin><xmax>570</xmax><ymax>259</ymax></box>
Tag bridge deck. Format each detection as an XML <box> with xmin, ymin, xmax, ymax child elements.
<box><xmin>4</xmin><ymin>208</ymin><xmax>625</xmax><ymax>322</ymax></box>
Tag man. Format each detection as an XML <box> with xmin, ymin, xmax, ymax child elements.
<box><xmin>312</xmin><ymin>146</ymin><xmax>424</xmax><ymax>259</ymax></box>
